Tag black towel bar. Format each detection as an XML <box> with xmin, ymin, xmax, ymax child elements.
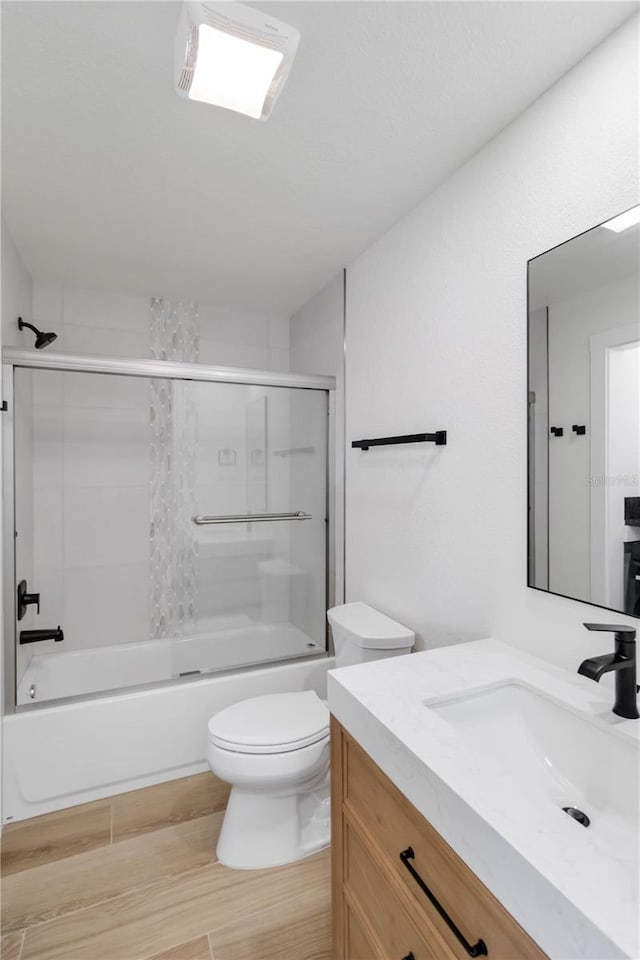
<box><xmin>352</xmin><ymin>431</ymin><xmax>447</xmax><ymax>451</ymax></box>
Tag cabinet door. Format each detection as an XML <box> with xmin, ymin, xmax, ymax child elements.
<box><xmin>344</xmin><ymin>820</ymin><xmax>456</xmax><ymax>960</ymax></box>
<box><xmin>344</xmin><ymin>899</ymin><xmax>383</xmax><ymax>960</ymax></box>
<box><xmin>343</xmin><ymin>730</ymin><xmax>547</xmax><ymax>960</ymax></box>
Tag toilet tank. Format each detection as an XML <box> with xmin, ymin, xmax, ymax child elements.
<box><xmin>327</xmin><ymin>602</ymin><xmax>414</xmax><ymax>667</ymax></box>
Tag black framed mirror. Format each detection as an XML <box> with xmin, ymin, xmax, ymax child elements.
<box><xmin>527</xmin><ymin>205</ymin><xmax>640</xmax><ymax>616</ymax></box>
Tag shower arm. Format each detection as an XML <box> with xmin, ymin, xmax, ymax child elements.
<box><xmin>17</xmin><ymin>319</ymin><xmax>40</xmax><ymax>337</ymax></box>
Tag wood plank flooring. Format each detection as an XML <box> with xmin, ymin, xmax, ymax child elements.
<box><xmin>0</xmin><ymin>931</ymin><xmax>25</xmax><ymax>960</ymax></box>
<box><xmin>147</xmin><ymin>938</ymin><xmax>211</xmax><ymax>960</ymax></box>
<box><xmin>1</xmin><ymin>773</ymin><xmax>230</xmax><ymax>877</ymax></box>
<box><xmin>1</xmin><ymin>801</ymin><xmax>112</xmax><ymax>877</ymax></box>
<box><xmin>1</xmin><ymin>811</ymin><xmax>331</xmax><ymax>960</ymax></box>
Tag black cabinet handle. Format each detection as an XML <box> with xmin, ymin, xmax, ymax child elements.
<box><xmin>572</xmin><ymin>425</ymin><xmax>586</xmax><ymax>435</ymax></box>
<box><xmin>401</xmin><ymin>954</ymin><xmax>416</xmax><ymax>960</ymax></box>
<box><xmin>399</xmin><ymin>848</ymin><xmax>488</xmax><ymax>957</ymax></box>
<box><xmin>550</xmin><ymin>426</ymin><xmax>563</xmax><ymax>437</ymax></box>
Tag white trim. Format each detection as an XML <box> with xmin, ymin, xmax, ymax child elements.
<box><xmin>589</xmin><ymin>324</ymin><xmax>639</xmax><ymax>605</ymax></box>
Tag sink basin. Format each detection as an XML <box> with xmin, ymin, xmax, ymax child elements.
<box><xmin>426</xmin><ymin>682</ymin><xmax>639</xmax><ymax>855</ymax></box>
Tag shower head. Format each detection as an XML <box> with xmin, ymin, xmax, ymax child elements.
<box><xmin>34</xmin><ymin>330</ymin><xmax>58</xmax><ymax>349</ymax></box>
<box><xmin>18</xmin><ymin>318</ymin><xmax>58</xmax><ymax>350</ymax></box>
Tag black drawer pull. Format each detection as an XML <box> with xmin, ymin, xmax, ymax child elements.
<box><xmin>401</xmin><ymin>954</ymin><xmax>416</xmax><ymax>960</ymax></box>
<box><xmin>399</xmin><ymin>847</ymin><xmax>488</xmax><ymax>957</ymax></box>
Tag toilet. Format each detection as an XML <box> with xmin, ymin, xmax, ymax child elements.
<box><xmin>207</xmin><ymin>602</ymin><xmax>414</xmax><ymax>869</ymax></box>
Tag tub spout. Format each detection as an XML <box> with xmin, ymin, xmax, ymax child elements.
<box><xmin>19</xmin><ymin>626</ymin><xmax>64</xmax><ymax>644</ymax></box>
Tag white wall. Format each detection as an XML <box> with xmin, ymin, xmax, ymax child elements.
<box><xmin>32</xmin><ymin>282</ymin><xmax>289</xmax><ymax>370</ymax></box>
<box><xmin>345</xmin><ymin>16</ymin><xmax>639</xmax><ymax>672</ymax></box>
<box><xmin>1</xmin><ymin>218</ymin><xmax>33</xmax><ymax>350</ymax></box>
<box><xmin>290</xmin><ymin>273</ymin><xmax>345</xmax><ymax>611</ymax></box>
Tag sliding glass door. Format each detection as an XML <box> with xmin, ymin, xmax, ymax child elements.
<box><xmin>8</xmin><ymin>361</ymin><xmax>329</xmax><ymax>706</ymax></box>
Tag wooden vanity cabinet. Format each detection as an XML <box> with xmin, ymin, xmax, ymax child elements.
<box><xmin>331</xmin><ymin>718</ymin><xmax>549</xmax><ymax>960</ymax></box>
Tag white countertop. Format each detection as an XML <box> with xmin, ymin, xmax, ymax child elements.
<box><xmin>327</xmin><ymin>639</ymin><xmax>640</xmax><ymax>960</ymax></box>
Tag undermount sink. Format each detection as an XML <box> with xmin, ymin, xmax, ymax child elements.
<box><xmin>426</xmin><ymin>681</ymin><xmax>639</xmax><ymax>854</ymax></box>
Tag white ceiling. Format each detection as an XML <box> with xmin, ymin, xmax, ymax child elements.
<box><xmin>2</xmin><ymin>1</ymin><xmax>637</xmax><ymax>315</ymax></box>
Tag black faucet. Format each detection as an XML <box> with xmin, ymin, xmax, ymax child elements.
<box><xmin>578</xmin><ymin>623</ymin><xmax>639</xmax><ymax>719</ymax></box>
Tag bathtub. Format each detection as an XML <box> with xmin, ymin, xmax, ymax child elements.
<box><xmin>16</xmin><ymin>622</ymin><xmax>322</xmax><ymax>704</ymax></box>
<box><xmin>3</xmin><ymin>652</ymin><xmax>333</xmax><ymax>823</ymax></box>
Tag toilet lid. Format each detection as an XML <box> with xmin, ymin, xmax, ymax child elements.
<box><xmin>208</xmin><ymin>691</ymin><xmax>330</xmax><ymax>755</ymax></box>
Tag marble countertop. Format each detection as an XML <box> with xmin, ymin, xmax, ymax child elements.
<box><xmin>327</xmin><ymin>639</ymin><xmax>639</xmax><ymax>960</ymax></box>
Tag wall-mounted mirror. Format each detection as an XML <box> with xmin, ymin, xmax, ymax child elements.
<box><xmin>528</xmin><ymin>206</ymin><xmax>640</xmax><ymax>617</ymax></box>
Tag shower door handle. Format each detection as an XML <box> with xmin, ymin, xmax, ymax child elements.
<box><xmin>192</xmin><ymin>511</ymin><xmax>312</xmax><ymax>525</ymax></box>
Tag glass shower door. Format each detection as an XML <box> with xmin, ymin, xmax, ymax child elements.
<box><xmin>10</xmin><ymin>364</ymin><xmax>328</xmax><ymax>705</ymax></box>
<box><xmin>177</xmin><ymin>381</ymin><xmax>327</xmax><ymax>676</ymax></box>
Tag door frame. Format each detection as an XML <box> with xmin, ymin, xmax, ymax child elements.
<box><xmin>589</xmin><ymin>324</ymin><xmax>639</xmax><ymax>607</ymax></box>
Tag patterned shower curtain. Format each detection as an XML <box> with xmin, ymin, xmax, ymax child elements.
<box><xmin>149</xmin><ymin>298</ymin><xmax>199</xmax><ymax>640</ymax></box>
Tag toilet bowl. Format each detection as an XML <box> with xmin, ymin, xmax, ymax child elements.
<box><xmin>207</xmin><ymin>690</ymin><xmax>331</xmax><ymax>869</ymax></box>
<box><xmin>207</xmin><ymin>602</ymin><xmax>414</xmax><ymax>869</ymax></box>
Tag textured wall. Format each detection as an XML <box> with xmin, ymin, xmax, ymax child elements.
<box><xmin>345</xmin><ymin>17</ymin><xmax>639</xmax><ymax>671</ymax></box>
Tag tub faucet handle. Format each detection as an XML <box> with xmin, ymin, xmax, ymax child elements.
<box><xmin>17</xmin><ymin>580</ymin><xmax>40</xmax><ymax>620</ymax></box>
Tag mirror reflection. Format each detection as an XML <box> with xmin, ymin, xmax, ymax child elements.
<box><xmin>528</xmin><ymin>206</ymin><xmax>640</xmax><ymax>616</ymax></box>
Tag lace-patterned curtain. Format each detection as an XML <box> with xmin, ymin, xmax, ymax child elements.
<box><xmin>149</xmin><ymin>298</ymin><xmax>199</xmax><ymax>639</ymax></box>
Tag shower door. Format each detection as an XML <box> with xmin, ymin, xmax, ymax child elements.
<box><xmin>6</xmin><ymin>358</ymin><xmax>330</xmax><ymax>706</ymax></box>
<box><xmin>172</xmin><ymin>380</ymin><xmax>328</xmax><ymax>678</ymax></box>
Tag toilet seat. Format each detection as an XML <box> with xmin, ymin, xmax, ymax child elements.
<box><xmin>208</xmin><ymin>691</ymin><xmax>329</xmax><ymax>755</ymax></box>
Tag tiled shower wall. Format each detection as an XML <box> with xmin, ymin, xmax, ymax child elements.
<box><xmin>29</xmin><ymin>281</ymin><xmax>290</xmax><ymax>656</ymax></box>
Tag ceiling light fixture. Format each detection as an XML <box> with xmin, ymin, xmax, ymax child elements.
<box><xmin>175</xmin><ymin>1</ymin><xmax>299</xmax><ymax>120</ymax></box>
<box><xmin>601</xmin><ymin>205</ymin><xmax>640</xmax><ymax>233</ymax></box>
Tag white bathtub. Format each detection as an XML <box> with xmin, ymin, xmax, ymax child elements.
<box><xmin>16</xmin><ymin>622</ymin><xmax>321</xmax><ymax>704</ymax></box>
<box><xmin>3</xmin><ymin>653</ymin><xmax>333</xmax><ymax>823</ymax></box>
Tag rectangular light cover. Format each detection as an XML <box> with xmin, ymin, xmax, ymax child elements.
<box><xmin>175</xmin><ymin>2</ymin><xmax>300</xmax><ymax>121</ymax></box>
<box><xmin>602</xmin><ymin>206</ymin><xmax>640</xmax><ymax>233</ymax></box>
<box><xmin>190</xmin><ymin>24</ymin><xmax>283</xmax><ymax>118</ymax></box>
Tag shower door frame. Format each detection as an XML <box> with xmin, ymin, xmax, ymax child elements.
<box><xmin>2</xmin><ymin>348</ymin><xmax>336</xmax><ymax>713</ymax></box>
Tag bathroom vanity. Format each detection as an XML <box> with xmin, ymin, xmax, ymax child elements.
<box><xmin>331</xmin><ymin>718</ymin><xmax>546</xmax><ymax>959</ymax></box>
<box><xmin>328</xmin><ymin>640</ymin><xmax>639</xmax><ymax>960</ymax></box>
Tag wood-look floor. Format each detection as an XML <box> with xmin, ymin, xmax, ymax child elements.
<box><xmin>1</xmin><ymin>773</ymin><xmax>230</xmax><ymax>877</ymax></box>
<box><xmin>0</xmin><ymin>811</ymin><xmax>331</xmax><ymax>960</ymax></box>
